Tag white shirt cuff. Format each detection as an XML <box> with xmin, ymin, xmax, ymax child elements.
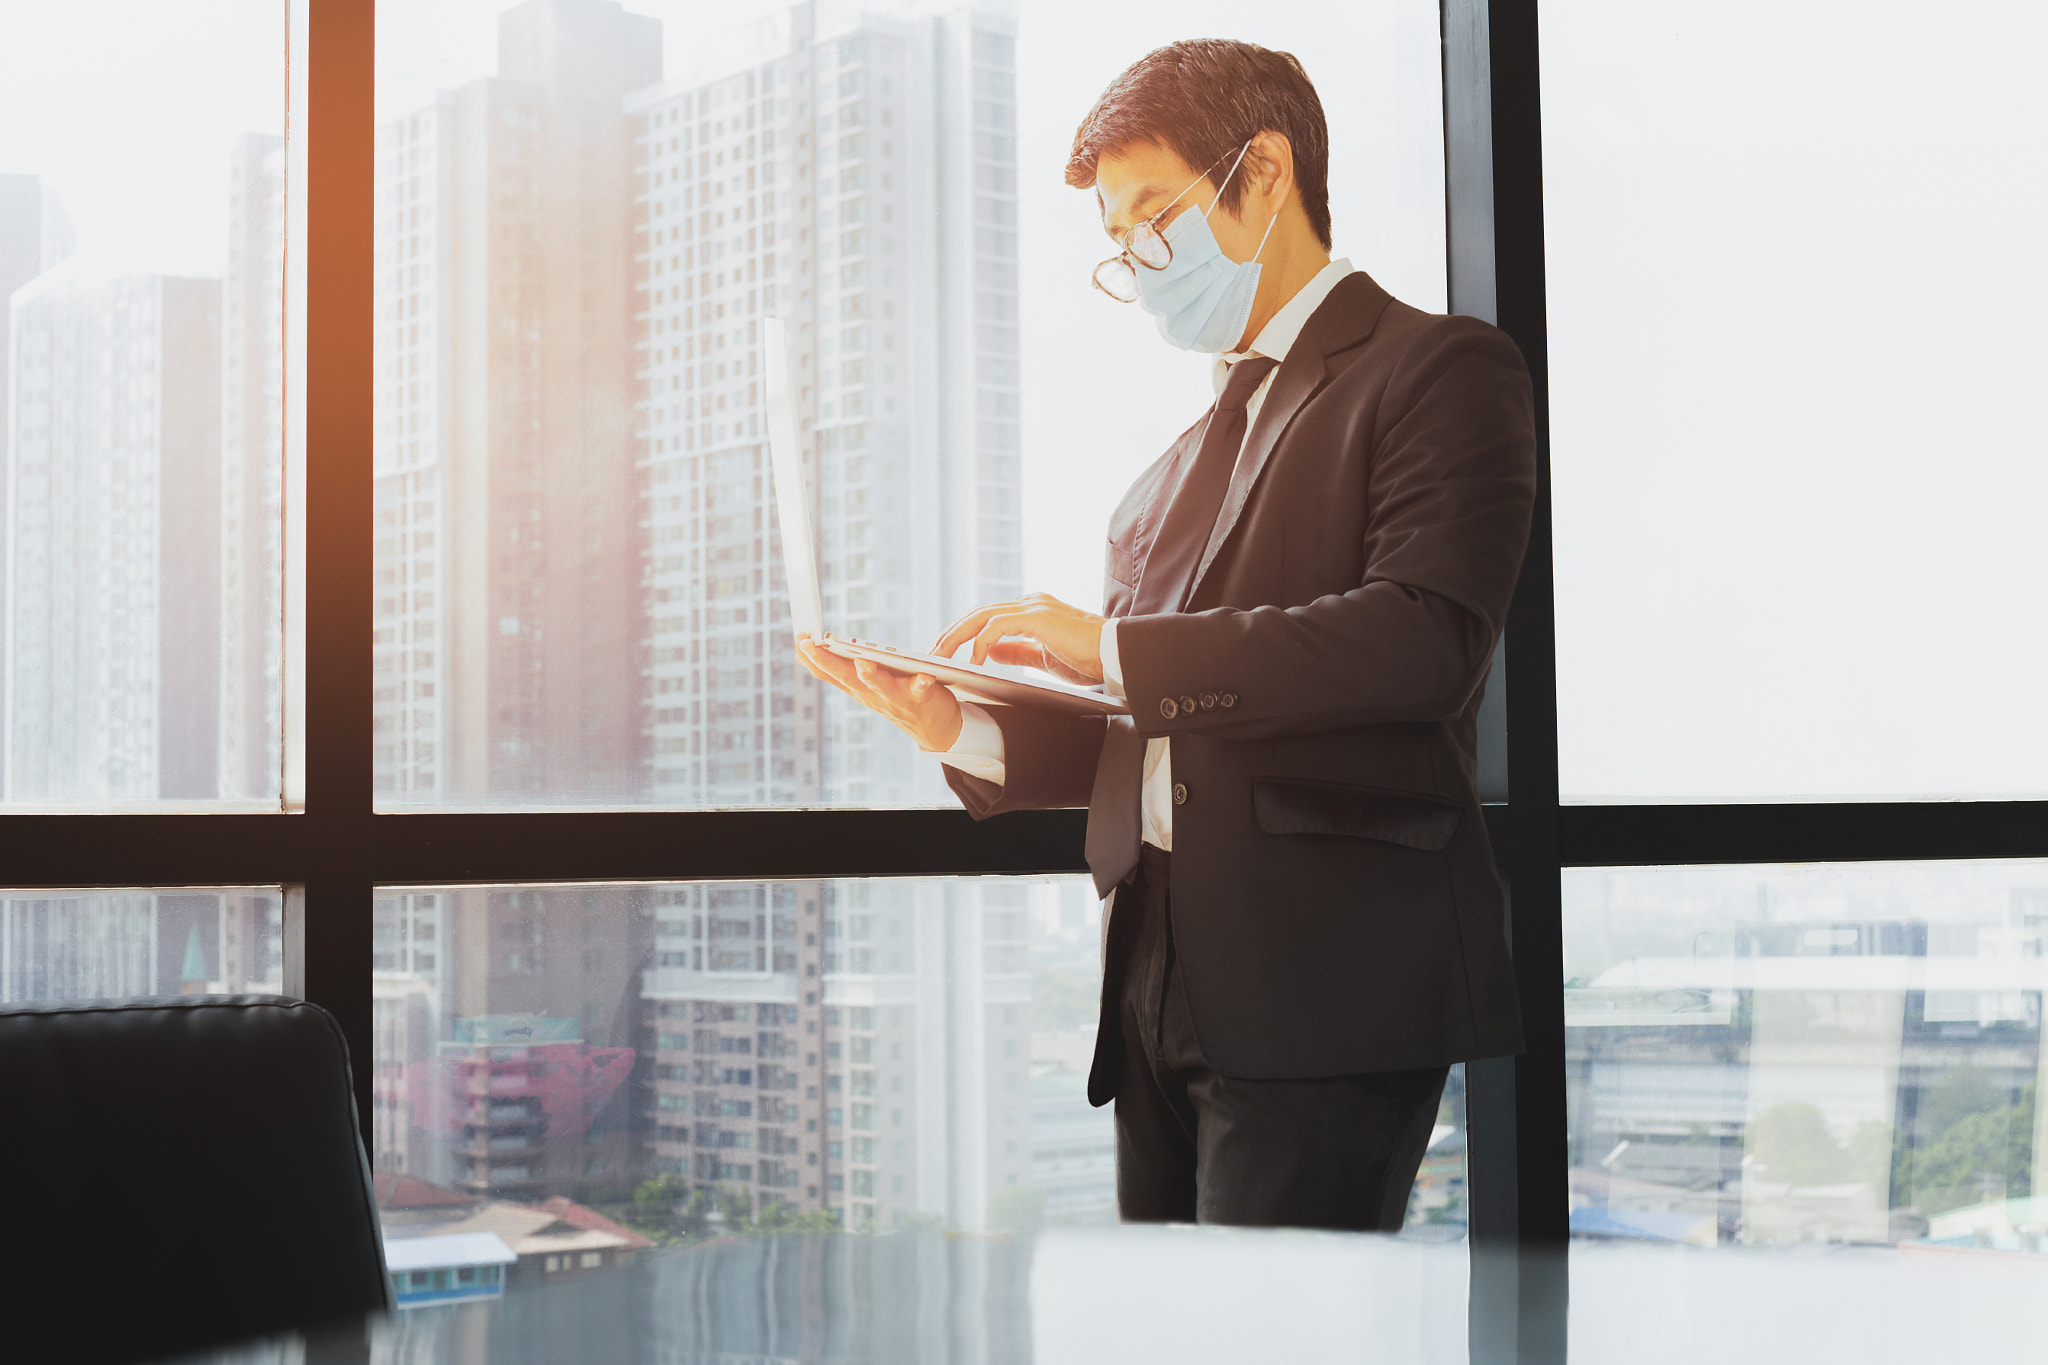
<box><xmin>1100</xmin><ymin>619</ymin><xmax>1126</xmax><ymax>700</ymax></box>
<box><xmin>934</xmin><ymin>700</ymin><xmax>1006</xmax><ymax>784</ymax></box>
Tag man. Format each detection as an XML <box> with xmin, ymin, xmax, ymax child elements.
<box><xmin>799</xmin><ymin>39</ymin><xmax>1534</xmax><ymax>1231</ymax></box>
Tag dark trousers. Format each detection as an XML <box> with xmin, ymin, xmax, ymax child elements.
<box><xmin>1108</xmin><ymin>845</ymin><xmax>1450</xmax><ymax>1230</ymax></box>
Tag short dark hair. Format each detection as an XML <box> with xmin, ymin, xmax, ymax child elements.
<box><xmin>1065</xmin><ymin>39</ymin><xmax>1332</xmax><ymax>250</ymax></box>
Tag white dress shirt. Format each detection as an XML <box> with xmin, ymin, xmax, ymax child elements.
<box><xmin>936</xmin><ymin>258</ymin><xmax>1360</xmax><ymax>850</ymax></box>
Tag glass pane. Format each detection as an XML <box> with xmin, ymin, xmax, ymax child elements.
<box><xmin>372</xmin><ymin>0</ymin><xmax>1444</xmax><ymax>808</ymax></box>
<box><xmin>1544</xmin><ymin>0</ymin><xmax>2048</xmax><ymax>800</ymax></box>
<box><xmin>371</xmin><ymin>874</ymin><xmax>1463</xmax><ymax>1310</ymax></box>
<box><xmin>372</xmin><ymin>877</ymin><xmax>1108</xmax><ymax>1238</ymax></box>
<box><xmin>1566</xmin><ymin>861</ymin><xmax>2048</xmax><ymax>1250</ymax></box>
<box><xmin>0</xmin><ymin>3</ymin><xmax>290</xmax><ymax>806</ymax></box>
<box><xmin>0</xmin><ymin>888</ymin><xmax>285</xmax><ymax>1002</ymax></box>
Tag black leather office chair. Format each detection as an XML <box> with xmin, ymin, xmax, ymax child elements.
<box><xmin>0</xmin><ymin>995</ymin><xmax>390</xmax><ymax>1363</ymax></box>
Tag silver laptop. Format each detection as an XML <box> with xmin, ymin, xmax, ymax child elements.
<box><xmin>763</xmin><ymin>317</ymin><xmax>1125</xmax><ymax>718</ymax></box>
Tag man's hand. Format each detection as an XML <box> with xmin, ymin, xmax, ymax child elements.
<box><xmin>796</xmin><ymin>634</ymin><xmax>964</xmax><ymax>752</ymax></box>
<box><xmin>933</xmin><ymin>593</ymin><xmax>1106</xmax><ymax>684</ymax></box>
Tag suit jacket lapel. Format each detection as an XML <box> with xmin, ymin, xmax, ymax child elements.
<box><xmin>1182</xmin><ymin>272</ymin><xmax>1395</xmax><ymax>606</ymax></box>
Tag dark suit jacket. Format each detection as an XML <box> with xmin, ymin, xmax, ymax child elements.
<box><xmin>946</xmin><ymin>271</ymin><xmax>1536</xmax><ymax>1104</ymax></box>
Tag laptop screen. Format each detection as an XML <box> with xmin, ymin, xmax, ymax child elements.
<box><xmin>763</xmin><ymin>316</ymin><xmax>825</xmax><ymax>644</ymax></box>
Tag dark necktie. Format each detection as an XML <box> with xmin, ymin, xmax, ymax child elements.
<box><xmin>1132</xmin><ymin>355</ymin><xmax>1280</xmax><ymax>614</ymax></box>
<box><xmin>1087</xmin><ymin>355</ymin><xmax>1281</xmax><ymax>898</ymax></box>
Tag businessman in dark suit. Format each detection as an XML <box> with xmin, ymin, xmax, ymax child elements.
<box><xmin>799</xmin><ymin>39</ymin><xmax>1535</xmax><ymax>1231</ymax></box>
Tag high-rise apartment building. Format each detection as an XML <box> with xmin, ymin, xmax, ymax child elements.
<box><xmin>626</xmin><ymin>0</ymin><xmax>1029</xmax><ymax>1231</ymax></box>
<box><xmin>0</xmin><ymin>890</ymin><xmax>281</xmax><ymax>1003</ymax></box>
<box><xmin>640</xmin><ymin>881</ymin><xmax>824</xmax><ymax>1207</ymax></box>
<box><xmin>4</xmin><ymin>268</ymin><xmax>221</xmax><ymax>801</ymax></box>
<box><xmin>372</xmin><ymin>89</ymin><xmax>454</xmax><ymax>803</ymax></box>
<box><xmin>219</xmin><ymin>133</ymin><xmax>288</xmax><ymax>801</ymax></box>
<box><xmin>0</xmin><ymin>175</ymin><xmax>76</xmax><ymax>792</ymax></box>
<box><xmin>373</xmin><ymin>884</ymin><xmax>654</xmax><ymax>1200</ymax></box>
<box><xmin>373</xmin><ymin>0</ymin><xmax>659</xmax><ymax>805</ymax></box>
<box><xmin>630</xmin><ymin>0</ymin><xmax>1020</xmax><ymax>810</ymax></box>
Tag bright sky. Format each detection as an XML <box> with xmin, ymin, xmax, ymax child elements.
<box><xmin>0</xmin><ymin>0</ymin><xmax>287</xmax><ymax>276</ymax></box>
<box><xmin>1542</xmin><ymin>0</ymin><xmax>2048</xmax><ymax>799</ymax></box>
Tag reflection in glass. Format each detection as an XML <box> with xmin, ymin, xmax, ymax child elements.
<box><xmin>361</xmin><ymin>1223</ymin><xmax>1471</xmax><ymax>1364</ymax></box>
<box><xmin>1566</xmin><ymin>862</ymin><xmax>2048</xmax><ymax>1251</ymax></box>
<box><xmin>0</xmin><ymin>3</ymin><xmax>288</xmax><ymax>805</ymax></box>
<box><xmin>0</xmin><ymin>888</ymin><xmax>284</xmax><ymax>1003</ymax></box>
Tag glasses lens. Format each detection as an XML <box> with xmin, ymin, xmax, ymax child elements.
<box><xmin>1093</xmin><ymin>256</ymin><xmax>1140</xmax><ymax>302</ymax></box>
<box><xmin>1127</xmin><ymin>221</ymin><xmax>1172</xmax><ymax>270</ymax></box>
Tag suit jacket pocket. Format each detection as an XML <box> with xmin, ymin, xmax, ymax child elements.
<box><xmin>1251</xmin><ymin>778</ymin><xmax>1462</xmax><ymax>851</ymax></box>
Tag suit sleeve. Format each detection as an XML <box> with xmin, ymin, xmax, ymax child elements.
<box><xmin>1115</xmin><ymin>318</ymin><xmax>1536</xmax><ymax>741</ymax></box>
<box><xmin>942</xmin><ymin>705</ymin><xmax>1106</xmax><ymax>817</ymax></box>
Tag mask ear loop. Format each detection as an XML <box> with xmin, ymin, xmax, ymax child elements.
<box><xmin>1249</xmin><ymin>209</ymin><xmax>1280</xmax><ymax>264</ymax></box>
<box><xmin>1206</xmin><ymin>138</ymin><xmax>1281</xmax><ymax>264</ymax></box>
<box><xmin>1200</xmin><ymin>137</ymin><xmax>1258</xmax><ymax>220</ymax></box>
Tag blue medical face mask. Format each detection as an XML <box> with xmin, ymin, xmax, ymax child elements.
<box><xmin>1133</xmin><ymin>144</ymin><xmax>1280</xmax><ymax>354</ymax></box>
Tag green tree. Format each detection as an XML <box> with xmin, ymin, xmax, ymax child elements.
<box><xmin>1916</xmin><ymin>1065</ymin><xmax>2003</xmax><ymax>1138</ymax></box>
<box><xmin>625</xmin><ymin>1173</ymin><xmax>695</xmax><ymax>1245</ymax></box>
<box><xmin>1900</xmin><ymin>1080</ymin><xmax>2034</xmax><ymax>1215</ymax></box>
<box><xmin>1747</xmin><ymin>1102</ymin><xmax>1850</xmax><ymax>1186</ymax></box>
<box><xmin>750</xmin><ymin>1200</ymin><xmax>842</xmax><ymax>1235</ymax></box>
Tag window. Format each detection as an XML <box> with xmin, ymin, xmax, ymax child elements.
<box><xmin>0</xmin><ymin>1</ymin><xmax>290</xmax><ymax>808</ymax></box>
<box><xmin>1</xmin><ymin>889</ymin><xmax>284</xmax><ymax>1003</ymax></box>
<box><xmin>369</xmin><ymin>872</ymin><xmax>1464</xmax><ymax>1237</ymax></box>
<box><xmin>1567</xmin><ymin>861</ymin><xmax>2048</xmax><ymax>1248</ymax></box>
<box><xmin>1544</xmin><ymin>0</ymin><xmax>2048</xmax><ymax>801</ymax></box>
<box><xmin>367</xmin><ymin>0</ymin><xmax>1444</xmax><ymax>811</ymax></box>
<box><xmin>14</xmin><ymin>1</ymin><xmax>2034</xmax><ymax>1359</ymax></box>
<box><xmin>373</xmin><ymin>876</ymin><xmax>1111</xmax><ymax>1229</ymax></box>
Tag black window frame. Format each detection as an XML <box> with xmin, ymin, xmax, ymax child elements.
<box><xmin>5</xmin><ymin>4</ymin><xmax>2045</xmax><ymax>1361</ymax></box>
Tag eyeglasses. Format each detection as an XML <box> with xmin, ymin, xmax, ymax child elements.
<box><xmin>1091</xmin><ymin>140</ymin><xmax>1253</xmax><ymax>303</ymax></box>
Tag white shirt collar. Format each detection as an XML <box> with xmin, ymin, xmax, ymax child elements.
<box><xmin>1215</xmin><ymin>256</ymin><xmax>1356</xmax><ymax>391</ymax></box>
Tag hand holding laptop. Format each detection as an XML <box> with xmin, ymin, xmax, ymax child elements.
<box><xmin>796</xmin><ymin>591</ymin><xmax>1110</xmax><ymax>752</ymax></box>
<box><xmin>796</xmin><ymin>633</ymin><xmax>965</xmax><ymax>752</ymax></box>
<box><xmin>765</xmin><ymin>316</ymin><xmax>1127</xmax><ymax>724</ymax></box>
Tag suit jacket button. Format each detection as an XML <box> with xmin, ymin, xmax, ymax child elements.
<box><xmin>1178</xmin><ymin>694</ymin><xmax>1197</xmax><ymax>716</ymax></box>
<box><xmin>1218</xmin><ymin>691</ymin><xmax>1238</xmax><ymax>710</ymax></box>
<box><xmin>1159</xmin><ymin>697</ymin><xmax>1178</xmax><ymax>720</ymax></box>
<box><xmin>1198</xmin><ymin>691</ymin><xmax>1217</xmax><ymax>711</ymax></box>
<box><xmin>1172</xmin><ymin>782</ymin><xmax>1188</xmax><ymax>806</ymax></box>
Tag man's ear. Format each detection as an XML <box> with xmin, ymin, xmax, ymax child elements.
<box><xmin>1247</xmin><ymin>131</ymin><xmax>1295</xmax><ymax>211</ymax></box>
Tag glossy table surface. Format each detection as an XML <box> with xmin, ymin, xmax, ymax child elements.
<box><xmin>159</xmin><ymin>1225</ymin><xmax>2048</xmax><ymax>1364</ymax></box>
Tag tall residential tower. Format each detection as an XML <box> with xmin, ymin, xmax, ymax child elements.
<box><xmin>4</xmin><ymin>268</ymin><xmax>221</xmax><ymax>801</ymax></box>
<box><xmin>628</xmin><ymin>0</ymin><xmax>1029</xmax><ymax>1231</ymax></box>
<box><xmin>219</xmin><ymin>132</ymin><xmax>288</xmax><ymax>801</ymax></box>
<box><xmin>372</xmin><ymin>0</ymin><xmax>660</xmax><ymax>805</ymax></box>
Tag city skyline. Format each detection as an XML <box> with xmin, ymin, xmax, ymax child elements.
<box><xmin>362</xmin><ymin>0</ymin><xmax>1061</xmax><ymax>1237</ymax></box>
<box><xmin>2</xmin><ymin>0</ymin><xmax>1454</xmax><ymax>811</ymax></box>
<box><xmin>3</xmin><ymin>154</ymin><xmax>281</xmax><ymax>805</ymax></box>
<box><xmin>368</xmin><ymin>0</ymin><xmax>1021</xmax><ymax>810</ymax></box>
